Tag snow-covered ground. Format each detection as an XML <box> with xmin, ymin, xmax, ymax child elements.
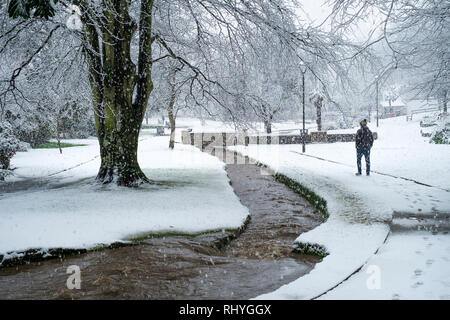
<box><xmin>1</xmin><ymin>115</ymin><xmax>449</xmax><ymax>299</ymax></box>
<box><xmin>8</xmin><ymin>138</ymin><xmax>100</xmax><ymax>183</ymax></box>
<box><xmin>227</xmin><ymin>114</ymin><xmax>450</xmax><ymax>300</ymax></box>
<box><xmin>0</xmin><ymin>135</ymin><xmax>249</xmax><ymax>262</ymax></box>
<box><xmin>320</xmin><ymin>115</ymin><xmax>450</xmax><ymax>190</ymax></box>
<box><xmin>321</xmin><ymin>231</ymin><xmax>450</xmax><ymax>300</ymax></box>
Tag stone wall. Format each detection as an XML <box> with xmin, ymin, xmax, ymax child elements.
<box><xmin>278</xmin><ymin>135</ymin><xmax>311</xmax><ymax>144</ymax></box>
<box><xmin>311</xmin><ymin>131</ymin><xmax>328</xmax><ymax>143</ymax></box>
<box><xmin>181</xmin><ymin>130</ymin><xmax>377</xmax><ymax>148</ymax></box>
<box><xmin>327</xmin><ymin>133</ymin><xmax>355</xmax><ymax>143</ymax></box>
<box><xmin>327</xmin><ymin>132</ymin><xmax>378</xmax><ymax>143</ymax></box>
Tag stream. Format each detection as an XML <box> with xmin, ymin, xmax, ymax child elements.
<box><xmin>0</xmin><ymin>149</ymin><xmax>322</xmax><ymax>299</ymax></box>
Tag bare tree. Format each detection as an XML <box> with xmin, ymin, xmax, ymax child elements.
<box><xmin>4</xmin><ymin>0</ymin><xmax>307</xmax><ymax>185</ymax></box>
<box><xmin>3</xmin><ymin>0</ymin><xmax>384</xmax><ymax>186</ymax></box>
<box><xmin>329</xmin><ymin>0</ymin><xmax>449</xmax><ymax>110</ymax></box>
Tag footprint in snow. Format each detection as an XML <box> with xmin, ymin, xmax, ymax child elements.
<box><xmin>414</xmin><ymin>269</ymin><xmax>423</xmax><ymax>277</ymax></box>
<box><xmin>411</xmin><ymin>281</ymin><xmax>424</xmax><ymax>288</ymax></box>
<box><xmin>426</xmin><ymin>259</ymin><xmax>434</xmax><ymax>266</ymax></box>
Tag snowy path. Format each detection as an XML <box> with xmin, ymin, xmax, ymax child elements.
<box><xmin>320</xmin><ymin>230</ymin><xmax>450</xmax><ymax>300</ymax></box>
<box><xmin>305</xmin><ymin>116</ymin><xmax>450</xmax><ymax>190</ymax></box>
<box><xmin>289</xmin><ymin>150</ymin><xmax>450</xmax><ymax>193</ymax></box>
<box><xmin>229</xmin><ymin>145</ymin><xmax>449</xmax><ymax>299</ymax></box>
<box><xmin>227</xmin><ymin>117</ymin><xmax>450</xmax><ymax>300</ymax></box>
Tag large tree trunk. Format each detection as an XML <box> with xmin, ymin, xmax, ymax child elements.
<box><xmin>96</xmin><ymin>1</ymin><xmax>144</xmax><ymax>186</ymax></box>
<box><xmin>96</xmin><ymin>125</ymin><xmax>146</xmax><ymax>186</ymax></box>
<box><xmin>82</xmin><ymin>0</ymin><xmax>154</xmax><ymax>187</ymax></box>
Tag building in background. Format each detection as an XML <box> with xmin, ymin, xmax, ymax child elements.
<box><xmin>380</xmin><ymin>97</ymin><xmax>407</xmax><ymax>118</ymax></box>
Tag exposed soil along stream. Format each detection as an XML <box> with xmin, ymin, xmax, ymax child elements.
<box><xmin>0</xmin><ymin>149</ymin><xmax>322</xmax><ymax>299</ymax></box>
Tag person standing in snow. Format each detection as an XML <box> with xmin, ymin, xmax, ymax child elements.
<box><xmin>355</xmin><ymin>119</ymin><xmax>374</xmax><ymax>176</ymax></box>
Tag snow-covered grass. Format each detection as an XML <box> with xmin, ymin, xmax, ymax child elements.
<box><xmin>228</xmin><ymin>114</ymin><xmax>450</xmax><ymax>300</ymax></box>
<box><xmin>0</xmin><ymin>136</ymin><xmax>249</xmax><ymax>263</ymax></box>
<box><xmin>8</xmin><ymin>137</ymin><xmax>100</xmax><ymax>182</ymax></box>
<box><xmin>34</xmin><ymin>141</ymin><xmax>87</xmax><ymax>149</ymax></box>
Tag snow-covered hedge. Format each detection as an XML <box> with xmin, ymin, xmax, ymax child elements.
<box><xmin>0</xmin><ymin>121</ymin><xmax>22</xmax><ymax>172</ymax></box>
<box><xmin>430</xmin><ymin>113</ymin><xmax>450</xmax><ymax>144</ymax></box>
<box><xmin>14</xmin><ymin>119</ymin><xmax>53</xmax><ymax>148</ymax></box>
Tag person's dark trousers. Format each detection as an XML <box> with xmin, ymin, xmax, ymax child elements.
<box><xmin>357</xmin><ymin>148</ymin><xmax>371</xmax><ymax>174</ymax></box>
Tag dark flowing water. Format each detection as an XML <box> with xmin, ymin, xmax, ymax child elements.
<box><xmin>0</xmin><ymin>150</ymin><xmax>322</xmax><ymax>299</ymax></box>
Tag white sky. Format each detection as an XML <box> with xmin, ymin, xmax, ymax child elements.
<box><xmin>295</xmin><ymin>0</ymin><xmax>383</xmax><ymax>42</ymax></box>
<box><xmin>297</xmin><ymin>0</ymin><xmax>330</xmax><ymax>25</ymax></box>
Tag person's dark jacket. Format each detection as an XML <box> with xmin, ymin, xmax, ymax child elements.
<box><xmin>355</xmin><ymin>125</ymin><xmax>374</xmax><ymax>150</ymax></box>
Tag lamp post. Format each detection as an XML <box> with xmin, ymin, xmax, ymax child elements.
<box><xmin>300</xmin><ymin>62</ymin><xmax>307</xmax><ymax>153</ymax></box>
<box><xmin>375</xmin><ymin>76</ymin><xmax>379</xmax><ymax>127</ymax></box>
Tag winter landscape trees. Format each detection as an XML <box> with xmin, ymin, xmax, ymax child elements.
<box><xmin>0</xmin><ymin>0</ymin><xmax>370</xmax><ymax>186</ymax></box>
<box><xmin>330</xmin><ymin>0</ymin><xmax>449</xmax><ymax>109</ymax></box>
<box><xmin>0</xmin><ymin>0</ymin><xmax>449</xmax><ymax>303</ymax></box>
<box><xmin>0</xmin><ymin>0</ymin><xmax>448</xmax><ymax>186</ymax></box>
